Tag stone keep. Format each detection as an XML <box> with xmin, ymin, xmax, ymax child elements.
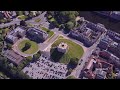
<box><xmin>57</xmin><ymin>42</ymin><xmax>68</xmax><ymax>53</ymax></box>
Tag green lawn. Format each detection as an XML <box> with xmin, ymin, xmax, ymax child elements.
<box><xmin>18</xmin><ymin>40</ymin><xmax>38</xmax><ymax>54</ymax></box>
<box><xmin>27</xmin><ymin>23</ymin><xmax>34</xmax><ymax>27</ymax></box>
<box><xmin>40</xmin><ymin>27</ymin><xmax>54</xmax><ymax>38</ymax></box>
<box><xmin>49</xmin><ymin>18</ymin><xmax>55</xmax><ymax>22</ymax></box>
<box><xmin>67</xmin><ymin>75</ymin><xmax>77</xmax><ymax>79</ymax></box>
<box><xmin>58</xmin><ymin>36</ymin><xmax>64</xmax><ymax>39</ymax></box>
<box><xmin>35</xmin><ymin>18</ymin><xmax>41</xmax><ymax>22</ymax></box>
<box><xmin>51</xmin><ymin>38</ymin><xmax>84</xmax><ymax>64</ymax></box>
<box><xmin>18</xmin><ymin>15</ymin><xmax>28</xmax><ymax>20</ymax></box>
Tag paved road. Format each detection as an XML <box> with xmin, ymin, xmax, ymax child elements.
<box><xmin>0</xmin><ymin>11</ymin><xmax>47</xmax><ymax>28</ymax></box>
<box><xmin>40</xmin><ymin>33</ymin><xmax>59</xmax><ymax>51</ymax></box>
<box><xmin>73</xmin><ymin>32</ymin><xmax>106</xmax><ymax>78</ymax></box>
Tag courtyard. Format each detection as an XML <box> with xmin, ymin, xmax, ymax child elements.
<box><xmin>18</xmin><ymin>39</ymin><xmax>38</xmax><ymax>54</ymax></box>
<box><xmin>12</xmin><ymin>38</ymin><xmax>40</xmax><ymax>57</ymax></box>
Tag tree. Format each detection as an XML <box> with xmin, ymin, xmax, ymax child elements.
<box><xmin>69</xmin><ymin>58</ymin><xmax>79</xmax><ymax>68</ymax></box>
<box><xmin>26</xmin><ymin>56</ymin><xmax>33</xmax><ymax>62</ymax></box>
<box><xmin>66</xmin><ymin>68</ymin><xmax>73</xmax><ymax>76</ymax></box>
<box><xmin>6</xmin><ymin>43</ymin><xmax>12</xmax><ymax>50</ymax></box>
<box><xmin>65</xmin><ymin>21</ymin><xmax>74</xmax><ymax>30</ymax></box>
<box><xmin>33</xmin><ymin>52</ymin><xmax>41</xmax><ymax>60</ymax></box>
<box><xmin>25</xmin><ymin>42</ymin><xmax>31</xmax><ymax>49</ymax></box>
<box><xmin>0</xmin><ymin>42</ymin><xmax>3</xmax><ymax>52</ymax></box>
<box><xmin>68</xmin><ymin>14</ymin><xmax>76</xmax><ymax>21</ymax></box>
<box><xmin>20</xmin><ymin>20</ymin><xmax>27</xmax><ymax>26</ymax></box>
<box><xmin>0</xmin><ymin>34</ymin><xmax>4</xmax><ymax>42</ymax></box>
<box><xmin>17</xmin><ymin>71</ymin><xmax>31</xmax><ymax>79</ymax></box>
<box><xmin>16</xmin><ymin>11</ymin><xmax>24</xmax><ymax>16</ymax></box>
<box><xmin>33</xmin><ymin>51</ymin><xmax>41</xmax><ymax>60</ymax></box>
<box><xmin>47</xmin><ymin>11</ymin><xmax>55</xmax><ymax>16</ymax></box>
<box><xmin>22</xmin><ymin>42</ymin><xmax>31</xmax><ymax>52</ymax></box>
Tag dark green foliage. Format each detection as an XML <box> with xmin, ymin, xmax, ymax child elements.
<box><xmin>22</xmin><ymin>42</ymin><xmax>31</xmax><ymax>52</ymax></box>
<box><xmin>65</xmin><ymin>21</ymin><xmax>74</xmax><ymax>30</ymax></box>
<box><xmin>47</xmin><ymin>11</ymin><xmax>79</xmax><ymax>30</ymax></box>
<box><xmin>6</xmin><ymin>43</ymin><xmax>12</xmax><ymax>50</ymax></box>
<box><xmin>0</xmin><ymin>55</ymin><xmax>31</xmax><ymax>79</ymax></box>
<box><xmin>68</xmin><ymin>58</ymin><xmax>79</xmax><ymax>69</ymax></box>
<box><xmin>20</xmin><ymin>20</ymin><xmax>27</xmax><ymax>26</ymax></box>
<box><xmin>33</xmin><ymin>51</ymin><xmax>41</xmax><ymax>60</ymax></box>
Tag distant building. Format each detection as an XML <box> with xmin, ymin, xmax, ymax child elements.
<box><xmin>99</xmin><ymin>51</ymin><xmax>111</xmax><ymax>60</ymax></box>
<box><xmin>6</xmin><ymin>35</ymin><xmax>18</xmax><ymax>44</ymax></box>
<box><xmin>12</xmin><ymin>11</ymin><xmax>17</xmax><ymax>18</ymax></box>
<box><xmin>98</xmin><ymin>40</ymin><xmax>109</xmax><ymax>50</ymax></box>
<box><xmin>110</xmin><ymin>11</ymin><xmax>120</xmax><ymax>21</ymax></box>
<box><xmin>107</xmin><ymin>30</ymin><xmax>120</xmax><ymax>43</ymax></box>
<box><xmin>95</xmin><ymin>68</ymin><xmax>107</xmax><ymax>79</ymax></box>
<box><xmin>93</xmin><ymin>11</ymin><xmax>111</xmax><ymax>17</ymax></box>
<box><xmin>109</xmin><ymin>54</ymin><xmax>120</xmax><ymax>68</ymax></box>
<box><xmin>69</xmin><ymin>21</ymin><xmax>106</xmax><ymax>47</ymax></box>
<box><xmin>81</xmin><ymin>55</ymin><xmax>113</xmax><ymax>79</ymax></box>
<box><xmin>98</xmin><ymin>35</ymin><xmax>113</xmax><ymax>50</ymax></box>
<box><xmin>31</xmin><ymin>11</ymin><xmax>37</xmax><ymax>16</ymax></box>
<box><xmin>6</xmin><ymin>27</ymin><xmax>26</xmax><ymax>44</ymax></box>
<box><xmin>108</xmin><ymin>44</ymin><xmax>120</xmax><ymax>58</ymax></box>
<box><xmin>3</xmin><ymin>50</ymin><xmax>24</xmax><ymax>65</ymax></box>
<box><xmin>24</xmin><ymin>11</ymin><xmax>29</xmax><ymax>16</ymax></box>
<box><xmin>26</xmin><ymin>27</ymin><xmax>48</xmax><ymax>43</ymax></box>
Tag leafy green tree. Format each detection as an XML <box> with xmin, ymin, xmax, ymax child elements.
<box><xmin>6</xmin><ymin>43</ymin><xmax>12</xmax><ymax>50</ymax></box>
<box><xmin>69</xmin><ymin>58</ymin><xmax>79</xmax><ymax>68</ymax></box>
<box><xmin>47</xmin><ymin>11</ymin><xmax>79</xmax><ymax>30</ymax></box>
<box><xmin>66</xmin><ymin>68</ymin><xmax>73</xmax><ymax>76</ymax></box>
<box><xmin>65</xmin><ymin>21</ymin><xmax>74</xmax><ymax>30</ymax></box>
<box><xmin>26</xmin><ymin>56</ymin><xmax>33</xmax><ymax>62</ymax></box>
<box><xmin>22</xmin><ymin>42</ymin><xmax>31</xmax><ymax>52</ymax></box>
<box><xmin>33</xmin><ymin>52</ymin><xmax>41</xmax><ymax>60</ymax></box>
<box><xmin>20</xmin><ymin>20</ymin><xmax>27</xmax><ymax>26</ymax></box>
<box><xmin>16</xmin><ymin>11</ymin><xmax>24</xmax><ymax>16</ymax></box>
<box><xmin>17</xmin><ymin>71</ymin><xmax>31</xmax><ymax>79</ymax></box>
<box><xmin>25</xmin><ymin>42</ymin><xmax>31</xmax><ymax>49</ymax></box>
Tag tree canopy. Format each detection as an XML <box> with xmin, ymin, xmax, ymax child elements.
<box><xmin>47</xmin><ymin>11</ymin><xmax>79</xmax><ymax>30</ymax></box>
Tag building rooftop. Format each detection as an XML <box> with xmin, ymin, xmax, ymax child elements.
<box><xmin>3</xmin><ymin>50</ymin><xmax>24</xmax><ymax>65</ymax></box>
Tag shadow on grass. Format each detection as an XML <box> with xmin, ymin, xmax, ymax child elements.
<box><xmin>67</xmin><ymin>62</ymin><xmax>77</xmax><ymax>70</ymax></box>
<box><xmin>21</xmin><ymin>46</ymin><xmax>29</xmax><ymax>52</ymax></box>
<box><xmin>50</xmin><ymin>48</ymin><xmax>64</xmax><ymax>62</ymax></box>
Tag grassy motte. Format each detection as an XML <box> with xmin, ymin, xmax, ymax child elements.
<box><xmin>18</xmin><ymin>40</ymin><xmax>38</xmax><ymax>54</ymax></box>
<box><xmin>51</xmin><ymin>38</ymin><xmax>84</xmax><ymax>64</ymax></box>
